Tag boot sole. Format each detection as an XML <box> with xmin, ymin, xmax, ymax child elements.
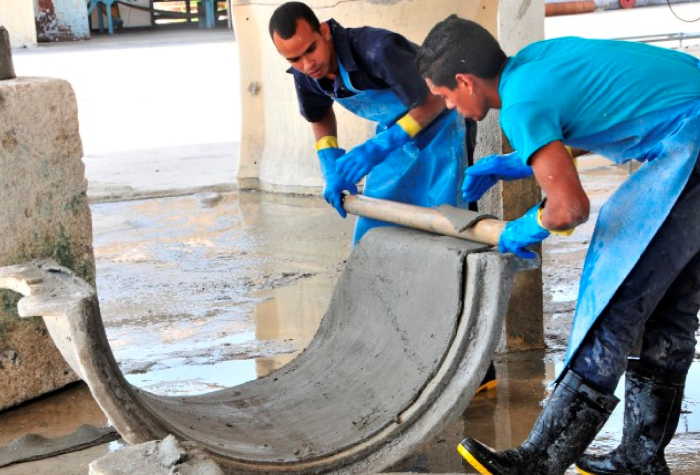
<box><xmin>476</xmin><ymin>380</ymin><xmax>498</xmax><ymax>394</ymax></box>
<box><xmin>575</xmin><ymin>466</ymin><xmax>597</xmax><ymax>475</ymax></box>
<box><xmin>457</xmin><ymin>442</ymin><xmax>493</xmax><ymax>475</ymax></box>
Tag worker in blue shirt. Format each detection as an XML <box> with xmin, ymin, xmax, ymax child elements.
<box><xmin>418</xmin><ymin>15</ymin><xmax>700</xmax><ymax>475</ymax></box>
<box><xmin>268</xmin><ymin>2</ymin><xmax>474</xmax><ymax>245</ymax></box>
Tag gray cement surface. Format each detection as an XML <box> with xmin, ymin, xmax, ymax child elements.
<box><xmin>11</xmin><ymin>28</ymin><xmax>239</xmax><ymax>157</ymax></box>
<box><xmin>0</xmin><ymin>425</ymin><xmax>117</xmax><ymax>468</ymax></box>
<box><xmin>12</xmin><ymin>27</ymin><xmax>240</xmax><ymax>204</ymax></box>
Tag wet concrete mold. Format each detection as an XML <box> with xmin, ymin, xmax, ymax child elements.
<box><xmin>0</xmin><ymin>226</ymin><xmax>534</xmax><ymax>473</ymax></box>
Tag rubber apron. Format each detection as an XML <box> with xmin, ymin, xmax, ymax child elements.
<box><xmin>563</xmin><ymin>99</ymin><xmax>700</xmax><ymax>367</ymax></box>
<box><xmin>334</xmin><ymin>61</ymin><xmax>467</xmax><ymax>243</ymax></box>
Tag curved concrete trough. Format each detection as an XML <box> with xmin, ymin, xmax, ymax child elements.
<box><xmin>0</xmin><ymin>227</ymin><xmax>532</xmax><ymax>473</ymax></box>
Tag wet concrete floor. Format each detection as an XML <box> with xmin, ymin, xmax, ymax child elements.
<box><xmin>1</xmin><ymin>159</ymin><xmax>699</xmax><ymax>474</ymax></box>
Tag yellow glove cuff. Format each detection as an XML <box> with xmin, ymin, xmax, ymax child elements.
<box><xmin>537</xmin><ymin>206</ymin><xmax>575</xmax><ymax>237</ymax></box>
<box><xmin>396</xmin><ymin>113</ymin><xmax>423</xmax><ymax>138</ymax></box>
<box><xmin>315</xmin><ymin>136</ymin><xmax>339</xmax><ymax>151</ymax></box>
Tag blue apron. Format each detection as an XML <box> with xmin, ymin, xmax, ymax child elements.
<box><xmin>333</xmin><ymin>61</ymin><xmax>467</xmax><ymax>243</ymax></box>
<box><xmin>563</xmin><ymin>99</ymin><xmax>700</xmax><ymax>366</ymax></box>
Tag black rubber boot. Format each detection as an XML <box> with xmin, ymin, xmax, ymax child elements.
<box><xmin>458</xmin><ymin>370</ymin><xmax>618</xmax><ymax>475</ymax></box>
<box><xmin>575</xmin><ymin>360</ymin><xmax>685</xmax><ymax>475</ymax></box>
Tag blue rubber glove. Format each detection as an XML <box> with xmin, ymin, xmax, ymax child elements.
<box><xmin>337</xmin><ymin>123</ymin><xmax>413</xmax><ymax>185</ymax></box>
<box><xmin>318</xmin><ymin>147</ymin><xmax>358</xmax><ymax>218</ymax></box>
<box><xmin>498</xmin><ymin>203</ymin><xmax>550</xmax><ymax>259</ymax></box>
<box><xmin>462</xmin><ymin>152</ymin><xmax>533</xmax><ymax>203</ymax></box>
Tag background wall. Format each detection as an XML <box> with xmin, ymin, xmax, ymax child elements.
<box><xmin>232</xmin><ymin>0</ymin><xmax>499</xmax><ymax>193</ymax></box>
<box><xmin>34</xmin><ymin>0</ymin><xmax>89</xmax><ymax>42</ymax></box>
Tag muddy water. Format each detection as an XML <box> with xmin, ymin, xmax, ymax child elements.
<box><xmin>92</xmin><ymin>191</ymin><xmax>352</xmax><ymax>394</ymax></box>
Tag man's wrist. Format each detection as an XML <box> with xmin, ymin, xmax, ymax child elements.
<box><xmin>396</xmin><ymin>113</ymin><xmax>422</xmax><ymax>138</ymax></box>
<box><xmin>536</xmin><ymin>205</ymin><xmax>575</xmax><ymax>236</ymax></box>
<box><xmin>315</xmin><ymin>136</ymin><xmax>339</xmax><ymax>151</ymax></box>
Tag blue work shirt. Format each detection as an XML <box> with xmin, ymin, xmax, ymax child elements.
<box><xmin>499</xmin><ymin>37</ymin><xmax>700</xmax><ymax>163</ymax></box>
<box><xmin>289</xmin><ymin>19</ymin><xmax>429</xmax><ymax>122</ymax></box>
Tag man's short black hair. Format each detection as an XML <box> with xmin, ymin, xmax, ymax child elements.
<box><xmin>417</xmin><ymin>15</ymin><xmax>507</xmax><ymax>89</ymax></box>
<box><xmin>269</xmin><ymin>2</ymin><xmax>320</xmax><ymax>39</ymax></box>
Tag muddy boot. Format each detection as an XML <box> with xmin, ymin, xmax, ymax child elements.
<box><xmin>575</xmin><ymin>361</ymin><xmax>684</xmax><ymax>475</ymax></box>
<box><xmin>458</xmin><ymin>370</ymin><xmax>618</xmax><ymax>475</ymax></box>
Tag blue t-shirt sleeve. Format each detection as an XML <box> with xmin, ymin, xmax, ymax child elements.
<box><xmin>501</xmin><ymin>101</ymin><xmax>563</xmax><ymax>164</ymax></box>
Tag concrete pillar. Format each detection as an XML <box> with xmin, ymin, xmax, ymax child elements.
<box><xmin>0</xmin><ymin>73</ymin><xmax>94</xmax><ymax>410</ymax></box>
<box><xmin>232</xmin><ymin>0</ymin><xmax>545</xmax><ymax>350</ymax></box>
<box><xmin>484</xmin><ymin>0</ymin><xmax>546</xmax><ymax>351</ymax></box>
<box><xmin>0</xmin><ymin>27</ymin><xmax>16</xmax><ymax>80</ymax></box>
<box><xmin>0</xmin><ymin>1</ymin><xmax>38</xmax><ymax>48</ymax></box>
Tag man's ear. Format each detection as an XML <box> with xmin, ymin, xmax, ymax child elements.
<box><xmin>320</xmin><ymin>22</ymin><xmax>331</xmax><ymax>40</ymax></box>
<box><xmin>455</xmin><ymin>73</ymin><xmax>475</xmax><ymax>95</ymax></box>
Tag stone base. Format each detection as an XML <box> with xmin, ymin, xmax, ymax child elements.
<box><xmin>0</xmin><ymin>77</ymin><xmax>94</xmax><ymax>410</ymax></box>
<box><xmin>0</xmin><ymin>318</ymin><xmax>77</xmax><ymax>411</ymax></box>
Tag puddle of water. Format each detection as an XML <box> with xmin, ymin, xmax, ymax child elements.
<box><xmin>108</xmin><ymin>278</ymin><xmax>330</xmax><ymax>394</ymax></box>
<box><xmin>119</xmin><ymin>273</ymin><xmax>332</xmax><ymax>395</ymax></box>
<box><xmin>117</xmin><ymin>277</ymin><xmax>334</xmax><ymax>396</ymax></box>
<box><xmin>91</xmin><ymin>191</ymin><xmax>351</xmax><ymax>395</ymax></box>
<box><xmin>0</xmin><ymin>383</ymin><xmax>107</xmax><ymax>447</ymax></box>
<box><xmin>125</xmin><ymin>359</ymin><xmax>258</xmax><ymax>395</ymax></box>
<box><xmin>548</xmin><ymin>285</ymin><xmax>579</xmax><ymax>304</ymax></box>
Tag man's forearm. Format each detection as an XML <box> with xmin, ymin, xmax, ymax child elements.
<box><xmin>406</xmin><ymin>92</ymin><xmax>446</xmax><ymax>129</ymax></box>
<box><xmin>311</xmin><ymin>107</ymin><xmax>338</xmax><ymax>141</ymax></box>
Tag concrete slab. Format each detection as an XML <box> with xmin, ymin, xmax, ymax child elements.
<box><xmin>11</xmin><ymin>29</ymin><xmax>239</xmax><ymax>157</ymax></box>
<box><xmin>0</xmin><ymin>425</ymin><xmax>117</xmax><ymax>468</ymax></box>
<box><xmin>85</xmin><ymin>142</ymin><xmax>238</xmax><ymax>202</ymax></box>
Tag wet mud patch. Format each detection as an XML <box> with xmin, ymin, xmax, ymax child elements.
<box><xmin>241</xmin><ymin>271</ymin><xmax>316</xmax><ymax>291</ymax></box>
<box><xmin>92</xmin><ymin>191</ymin><xmax>351</xmax><ymax>395</ymax></box>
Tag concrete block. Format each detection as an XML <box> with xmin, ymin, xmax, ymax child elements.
<box><xmin>0</xmin><ymin>76</ymin><xmax>94</xmax><ymax>410</ymax></box>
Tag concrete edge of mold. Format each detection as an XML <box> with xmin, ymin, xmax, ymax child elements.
<box><xmin>338</xmin><ymin>252</ymin><xmax>536</xmax><ymax>474</ymax></box>
<box><xmin>0</xmin><ymin>252</ymin><xmax>535</xmax><ymax>473</ymax></box>
<box><xmin>0</xmin><ymin>259</ymin><xmax>166</xmax><ymax>443</ymax></box>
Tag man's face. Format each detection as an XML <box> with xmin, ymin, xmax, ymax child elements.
<box><xmin>272</xmin><ymin>19</ymin><xmax>335</xmax><ymax>79</ymax></box>
<box><xmin>426</xmin><ymin>76</ymin><xmax>489</xmax><ymax>121</ymax></box>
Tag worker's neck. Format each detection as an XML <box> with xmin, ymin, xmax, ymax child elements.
<box><xmin>484</xmin><ymin>74</ymin><xmax>502</xmax><ymax>110</ymax></box>
<box><xmin>325</xmin><ymin>50</ymin><xmax>338</xmax><ymax>81</ymax></box>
